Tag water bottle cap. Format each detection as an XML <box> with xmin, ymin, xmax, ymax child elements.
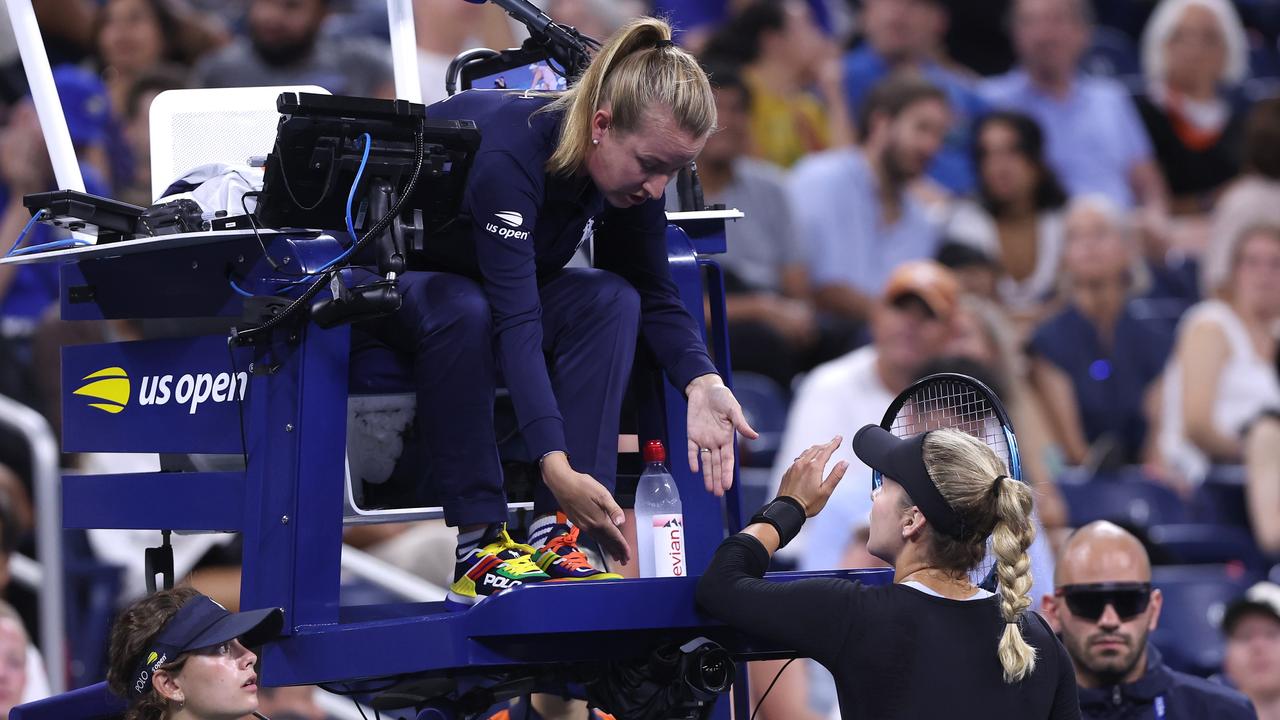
<box><xmin>643</xmin><ymin>439</ymin><xmax>666</xmax><ymax>464</ymax></box>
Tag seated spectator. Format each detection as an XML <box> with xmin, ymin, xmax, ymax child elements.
<box><xmin>844</xmin><ymin>0</ymin><xmax>988</xmax><ymax>193</ymax></box>
<box><xmin>769</xmin><ymin>260</ymin><xmax>958</xmax><ymax>571</ymax></box>
<box><xmin>1027</xmin><ymin>195</ymin><xmax>1172</xmax><ymax>460</ymax></box>
<box><xmin>1245</xmin><ymin>410</ymin><xmax>1280</xmax><ymax>556</ymax></box>
<box><xmin>1042</xmin><ymin>521</ymin><xmax>1256</xmax><ymax>719</ymax></box>
<box><xmin>1136</xmin><ymin>0</ymin><xmax>1251</xmax><ymax>215</ymax></box>
<box><xmin>1223</xmin><ymin>582</ymin><xmax>1280</xmax><ymax>720</ymax></box>
<box><xmin>702</xmin><ymin>0</ymin><xmax>853</xmax><ymax>168</ymax></box>
<box><xmin>193</xmin><ymin>0</ymin><xmax>395</xmax><ymax>98</ymax></box>
<box><xmin>944</xmin><ymin>111</ymin><xmax>1069</xmax><ymax>317</ymax></box>
<box><xmin>1029</xmin><ymin>196</ymin><xmax>1173</xmax><ymax>468</ymax></box>
<box><xmin>935</xmin><ymin>240</ymin><xmax>1001</xmax><ymax>301</ymax></box>
<box><xmin>0</xmin><ymin>600</ymin><xmax>31</xmax><ymax>717</ymax></box>
<box><xmin>93</xmin><ymin>0</ymin><xmax>223</xmax><ymax>115</ymax></box>
<box><xmin>1160</xmin><ymin>224</ymin><xmax>1280</xmax><ymax>485</ymax></box>
<box><xmin>0</xmin><ymin>83</ymin><xmax>112</xmax><ymax>365</ymax></box>
<box><xmin>1203</xmin><ymin>99</ymin><xmax>1280</xmax><ymax>295</ymax></box>
<box><xmin>119</xmin><ymin>65</ymin><xmax>189</xmax><ymax>206</ymax></box>
<box><xmin>667</xmin><ymin>66</ymin><xmax>854</xmax><ymax>387</ymax></box>
<box><xmin>943</xmin><ymin>297</ymin><xmax>1069</xmax><ymax>534</ymax></box>
<box><xmin>789</xmin><ymin>73</ymin><xmax>949</xmax><ymax>324</ymax></box>
<box><xmin>980</xmin><ymin>0</ymin><xmax>1168</xmax><ymax>211</ymax></box>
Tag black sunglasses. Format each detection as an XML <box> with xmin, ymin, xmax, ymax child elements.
<box><xmin>1056</xmin><ymin>582</ymin><xmax>1153</xmax><ymax>621</ymax></box>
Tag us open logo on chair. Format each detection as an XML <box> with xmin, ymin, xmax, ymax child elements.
<box><xmin>73</xmin><ymin>367</ymin><xmax>131</xmax><ymax>414</ymax></box>
<box><xmin>72</xmin><ymin>365</ymin><xmax>249</xmax><ymax>415</ymax></box>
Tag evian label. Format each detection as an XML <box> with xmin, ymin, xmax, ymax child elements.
<box><xmin>651</xmin><ymin>514</ymin><xmax>686</xmax><ymax>577</ymax></box>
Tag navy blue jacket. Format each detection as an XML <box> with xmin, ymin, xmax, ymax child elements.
<box><xmin>1078</xmin><ymin>645</ymin><xmax>1256</xmax><ymax>720</ymax></box>
<box><xmin>423</xmin><ymin>90</ymin><xmax>716</xmax><ymax>458</ymax></box>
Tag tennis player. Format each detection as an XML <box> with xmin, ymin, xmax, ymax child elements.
<box><xmin>696</xmin><ymin>431</ymin><xmax>1080</xmax><ymax>718</ymax></box>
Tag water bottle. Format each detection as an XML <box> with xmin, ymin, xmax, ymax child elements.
<box><xmin>635</xmin><ymin>439</ymin><xmax>686</xmax><ymax>578</ymax></box>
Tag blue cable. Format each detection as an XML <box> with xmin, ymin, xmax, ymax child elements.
<box><xmin>8</xmin><ymin>237</ymin><xmax>91</xmax><ymax>256</ymax></box>
<box><xmin>5</xmin><ymin>209</ymin><xmax>47</xmax><ymax>256</ymax></box>
<box><xmin>229</xmin><ymin>277</ymin><xmax>255</xmax><ymax>298</ymax></box>
<box><xmin>344</xmin><ymin>133</ymin><xmax>372</xmax><ymax>250</ymax></box>
<box><xmin>231</xmin><ymin>132</ymin><xmax>373</xmax><ymax>298</ymax></box>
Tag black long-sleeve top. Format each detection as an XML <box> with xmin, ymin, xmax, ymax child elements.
<box><xmin>696</xmin><ymin>534</ymin><xmax>1082</xmax><ymax>719</ymax></box>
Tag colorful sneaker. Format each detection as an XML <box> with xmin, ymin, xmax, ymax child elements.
<box><xmin>531</xmin><ymin>526</ymin><xmax>623</xmax><ymax>581</ymax></box>
<box><xmin>447</xmin><ymin>526</ymin><xmax>549</xmax><ymax>609</ymax></box>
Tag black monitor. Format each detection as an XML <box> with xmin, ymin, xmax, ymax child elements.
<box><xmin>254</xmin><ymin>92</ymin><xmax>480</xmax><ymax>240</ymax></box>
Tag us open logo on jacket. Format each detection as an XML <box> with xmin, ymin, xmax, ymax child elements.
<box><xmin>74</xmin><ymin>367</ymin><xmax>131</xmax><ymax>414</ymax></box>
<box><xmin>486</xmin><ymin>210</ymin><xmax>530</xmax><ymax>240</ymax></box>
<box><xmin>74</xmin><ymin>366</ymin><xmax>248</xmax><ymax>415</ymax></box>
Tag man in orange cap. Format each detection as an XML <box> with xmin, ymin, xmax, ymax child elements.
<box><xmin>768</xmin><ymin>259</ymin><xmax>959</xmax><ymax>573</ymax></box>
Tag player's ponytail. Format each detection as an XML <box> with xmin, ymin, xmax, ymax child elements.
<box><xmin>922</xmin><ymin>429</ymin><xmax>1038</xmax><ymax>683</ymax></box>
<box><xmin>539</xmin><ymin>17</ymin><xmax>715</xmax><ymax>176</ymax></box>
<box><xmin>991</xmin><ymin>477</ymin><xmax>1037</xmax><ymax>682</ymax></box>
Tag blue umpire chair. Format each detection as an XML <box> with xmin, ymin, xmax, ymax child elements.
<box><xmin>6</xmin><ymin>194</ymin><xmax>889</xmax><ymax>718</ymax></box>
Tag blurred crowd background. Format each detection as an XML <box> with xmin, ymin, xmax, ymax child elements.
<box><xmin>3</xmin><ymin>0</ymin><xmax>1280</xmax><ymax>718</ymax></box>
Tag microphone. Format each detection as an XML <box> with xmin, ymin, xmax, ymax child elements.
<box><xmin>461</xmin><ymin>0</ymin><xmax>594</xmax><ymax>78</ymax></box>
<box><xmin>462</xmin><ymin>0</ymin><xmax>554</xmax><ymax>36</ymax></box>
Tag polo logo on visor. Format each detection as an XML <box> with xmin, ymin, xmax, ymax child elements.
<box><xmin>74</xmin><ymin>367</ymin><xmax>131</xmax><ymax>414</ymax></box>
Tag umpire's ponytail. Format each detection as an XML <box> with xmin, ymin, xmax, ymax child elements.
<box><xmin>991</xmin><ymin>478</ymin><xmax>1038</xmax><ymax>683</ymax></box>
<box><xmin>921</xmin><ymin>430</ymin><xmax>1038</xmax><ymax>684</ymax></box>
<box><xmin>538</xmin><ymin>17</ymin><xmax>716</xmax><ymax>176</ymax></box>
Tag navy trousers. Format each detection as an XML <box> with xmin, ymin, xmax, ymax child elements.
<box><xmin>350</xmin><ymin>267</ymin><xmax>640</xmax><ymax>527</ymax></box>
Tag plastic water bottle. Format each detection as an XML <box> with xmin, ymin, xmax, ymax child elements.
<box><xmin>635</xmin><ymin>439</ymin><xmax>686</xmax><ymax>578</ymax></box>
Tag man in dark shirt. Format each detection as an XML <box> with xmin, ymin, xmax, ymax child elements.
<box><xmin>1042</xmin><ymin>521</ymin><xmax>1256</xmax><ymax>719</ymax></box>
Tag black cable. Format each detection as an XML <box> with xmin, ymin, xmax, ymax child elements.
<box><xmin>351</xmin><ymin>697</ymin><xmax>370</xmax><ymax>720</ymax></box>
<box><xmin>317</xmin><ymin>678</ymin><xmax>402</xmax><ymax>696</ymax></box>
<box><xmin>273</xmin><ymin>138</ymin><xmax>338</xmax><ymax>212</ymax></box>
<box><xmin>226</xmin><ymin>338</ymin><xmax>249</xmax><ymax>470</ymax></box>
<box><xmin>231</xmin><ymin>127</ymin><xmax>426</xmax><ymax>346</ymax></box>
<box><xmin>750</xmin><ymin>658</ymin><xmax>796</xmax><ymax>720</ymax></box>
<box><xmin>240</xmin><ymin>191</ymin><xmax>303</xmax><ymax>276</ymax></box>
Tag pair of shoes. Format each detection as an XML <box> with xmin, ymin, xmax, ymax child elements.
<box><xmin>447</xmin><ymin>524</ymin><xmax>620</xmax><ymax>610</ymax></box>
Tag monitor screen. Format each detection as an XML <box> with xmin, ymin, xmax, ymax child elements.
<box><xmin>470</xmin><ymin>61</ymin><xmax>567</xmax><ymax>92</ymax></box>
<box><xmin>254</xmin><ymin>93</ymin><xmax>480</xmax><ymax>237</ymax></box>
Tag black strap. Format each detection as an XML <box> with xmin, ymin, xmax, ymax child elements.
<box><xmin>749</xmin><ymin>497</ymin><xmax>807</xmax><ymax>549</ymax></box>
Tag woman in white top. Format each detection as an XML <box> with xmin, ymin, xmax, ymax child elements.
<box><xmin>1160</xmin><ymin>224</ymin><xmax>1280</xmax><ymax>484</ymax></box>
<box><xmin>945</xmin><ymin>111</ymin><xmax>1068</xmax><ymax>316</ymax></box>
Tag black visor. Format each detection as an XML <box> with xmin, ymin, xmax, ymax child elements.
<box><xmin>852</xmin><ymin>425</ymin><xmax>968</xmax><ymax>539</ymax></box>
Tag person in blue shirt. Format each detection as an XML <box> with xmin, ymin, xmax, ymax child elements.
<box><xmin>1027</xmin><ymin>196</ymin><xmax>1173</xmax><ymax>467</ymax></box>
<box><xmin>351</xmin><ymin>17</ymin><xmax>758</xmax><ymax>608</ymax></box>
<box><xmin>788</xmin><ymin>73</ymin><xmax>948</xmax><ymax>325</ymax></box>
<box><xmin>979</xmin><ymin>0</ymin><xmax>1168</xmax><ymax>212</ymax></box>
<box><xmin>843</xmin><ymin>0</ymin><xmax>988</xmax><ymax>194</ymax></box>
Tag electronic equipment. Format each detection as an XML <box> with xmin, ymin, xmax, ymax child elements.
<box><xmin>22</xmin><ymin>189</ymin><xmax>145</xmax><ymax>242</ymax></box>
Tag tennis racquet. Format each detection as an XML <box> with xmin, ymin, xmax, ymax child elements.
<box><xmin>875</xmin><ymin>372</ymin><xmax>1021</xmax><ymax>586</ymax></box>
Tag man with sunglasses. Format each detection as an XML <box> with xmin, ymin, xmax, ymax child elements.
<box><xmin>1042</xmin><ymin>521</ymin><xmax>1256</xmax><ymax>719</ymax></box>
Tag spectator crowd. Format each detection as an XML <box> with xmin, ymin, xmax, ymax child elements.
<box><xmin>5</xmin><ymin>0</ymin><xmax>1280</xmax><ymax>718</ymax></box>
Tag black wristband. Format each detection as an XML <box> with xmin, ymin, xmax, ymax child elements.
<box><xmin>748</xmin><ymin>496</ymin><xmax>807</xmax><ymax>549</ymax></box>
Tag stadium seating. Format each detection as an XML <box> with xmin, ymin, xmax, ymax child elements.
<box><xmin>1150</xmin><ymin>564</ymin><xmax>1256</xmax><ymax>676</ymax></box>
<box><xmin>1058</xmin><ymin>468</ymin><xmax>1188</xmax><ymax>530</ymax></box>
